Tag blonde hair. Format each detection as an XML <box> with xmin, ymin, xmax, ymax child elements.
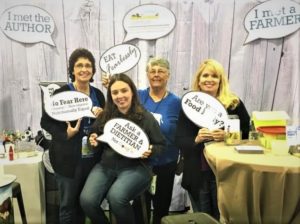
<box><xmin>192</xmin><ymin>59</ymin><xmax>239</xmax><ymax>109</ymax></box>
<box><xmin>146</xmin><ymin>57</ymin><xmax>170</xmax><ymax>72</ymax></box>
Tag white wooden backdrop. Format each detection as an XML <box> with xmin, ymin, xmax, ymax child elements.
<box><xmin>0</xmin><ymin>0</ymin><xmax>299</xmax><ymax>133</ymax></box>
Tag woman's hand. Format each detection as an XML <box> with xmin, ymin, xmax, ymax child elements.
<box><xmin>101</xmin><ymin>73</ymin><xmax>111</xmax><ymax>89</ymax></box>
<box><xmin>66</xmin><ymin>119</ymin><xmax>82</xmax><ymax>139</ymax></box>
<box><xmin>195</xmin><ymin>128</ymin><xmax>213</xmax><ymax>143</ymax></box>
<box><xmin>89</xmin><ymin>133</ymin><xmax>99</xmax><ymax>147</ymax></box>
<box><xmin>92</xmin><ymin>106</ymin><xmax>103</xmax><ymax>117</ymax></box>
<box><xmin>211</xmin><ymin>129</ymin><xmax>225</xmax><ymax>142</ymax></box>
<box><xmin>141</xmin><ymin>145</ymin><xmax>153</xmax><ymax>159</ymax></box>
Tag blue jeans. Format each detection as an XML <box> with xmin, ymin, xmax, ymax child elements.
<box><xmin>55</xmin><ymin>173</ymin><xmax>77</xmax><ymax>224</ymax></box>
<box><xmin>80</xmin><ymin>162</ymin><xmax>152</xmax><ymax>224</ymax></box>
<box><xmin>189</xmin><ymin>174</ymin><xmax>219</xmax><ymax>220</ymax></box>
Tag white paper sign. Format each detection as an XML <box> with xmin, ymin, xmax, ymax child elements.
<box><xmin>244</xmin><ymin>0</ymin><xmax>300</xmax><ymax>44</ymax></box>
<box><xmin>43</xmin><ymin>91</ymin><xmax>95</xmax><ymax>121</ymax></box>
<box><xmin>100</xmin><ymin>44</ymin><xmax>141</xmax><ymax>74</ymax></box>
<box><xmin>0</xmin><ymin>5</ymin><xmax>56</xmax><ymax>46</ymax></box>
<box><xmin>181</xmin><ymin>91</ymin><xmax>228</xmax><ymax>130</ymax></box>
<box><xmin>97</xmin><ymin>118</ymin><xmax>149</xmax><ymax>158</ymax></box>
<box><xmin>123</xmin><ymin>4</ymin><xmax>176</xmax><ymax>42</ymax></box>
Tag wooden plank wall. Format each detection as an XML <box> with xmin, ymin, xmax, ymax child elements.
<box><xmin>0</xmin><ymin>0</ymin><xmax>299</xmax><ymax>133</ymax></box>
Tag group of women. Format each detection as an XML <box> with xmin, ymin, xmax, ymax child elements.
<box><xmin>41</xmin><ymin>48</ymin><xmax>250</xmax><ymax>224</ymax></box>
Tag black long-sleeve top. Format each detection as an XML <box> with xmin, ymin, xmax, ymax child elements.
<box><xmin>175</xmin><ymin>99</ymin><xmax>250</xmax><ymax>196</ymax></box>
<box><xmin>40</xmin><ymin>84</ymin><xmax>105</xmax><ymax>177</ymax></box>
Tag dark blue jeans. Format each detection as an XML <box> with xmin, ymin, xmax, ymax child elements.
<box><xmin>189</xmin><ymin>173</ymin><xmax>219</xmax><ymax>220</ymax></box>
<box><xmin>80</xmin><ymin>162</ymin><xmax>152</xmax><ymax>224</ymax></box>
<box><xmin>55</xmin><ymin>158</ymin><xmax>98</xmax><ymax>224</ymax></box>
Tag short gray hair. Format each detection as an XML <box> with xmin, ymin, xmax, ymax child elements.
<box><xmin>146</xmin><ymin>57</ymin><xmax>170</xmax><ymax>72</ymax></box>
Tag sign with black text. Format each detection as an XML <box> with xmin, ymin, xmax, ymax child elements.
<box><xmin>181</xmin><ymin>91</ymin><xmax>228</xmax><ymax>130</ymax></box>
<box><xmin>97</xmin><ymin>118</ymin><xmax>149</xmax><ymax>158</ymax></box>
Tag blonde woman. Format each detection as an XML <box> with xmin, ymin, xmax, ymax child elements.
<box><xmin>175</xmin><ymin>59</ymin><xmax>250</xmax><ymax>219</ymax></box>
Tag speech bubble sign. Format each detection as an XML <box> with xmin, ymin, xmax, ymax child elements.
<box><xmin>0</xmin><ymin>5</ymin><xmax>56</xmax><ymax>46</ymax></box>
<box><xmin>244</xmin><ymin>0</ymin><xmax>300</xmax><ymax>44</ymax></box>
<box><xmin>181</xmin><ymin>91</ymin><xmax>228</xmax><ymax>130</ymax></box>
<box><xmin>123</xmin><ymin>4</ymin><xmax>176</xmax><ymax>42</ymax></box>
<box><xmin>97</xmin><ymin>118</ymin><xmax>149</xmax><ymax>158</ymax></box>
<box><xmin>43</xmin><ymin>91</ymin><xmax>95</xmax><ymax>121</ymax></box>
<box><xmin>99</xmin><ymin>44</ymin><xmax>141</xmax><ymax>74</ymax></box>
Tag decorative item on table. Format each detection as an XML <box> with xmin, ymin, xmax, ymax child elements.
<box><xmin>252</xmin><ymin>111</ymin><xmax>290</xmax><ymax>149</ymax></box>
<box><xmin>224</xmin><ymin>118</ymin><xmax>241</xmax><ymax>145</ymax></box>
<box><xmin>286</xmin><ymin>120</ymin><xmax>300</xmax><ymax>157</ymax></box>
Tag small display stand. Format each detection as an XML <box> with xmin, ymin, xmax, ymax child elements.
<box><xmin>0</xmin><ymin>174</ymin><xmax>16</xmax><ymax>224</ymax></box>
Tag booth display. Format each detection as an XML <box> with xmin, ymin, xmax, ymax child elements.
<box><xmin>204</xmin><ymin>142</ymin><xmax>300</xmax><ymax>224</ymax></box>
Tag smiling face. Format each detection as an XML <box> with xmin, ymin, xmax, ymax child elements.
<box><xmin>73</xmin><ymin>57</ymin><xmax>93</xmax><ymax>83</ymax></box>
<box><xmin>110</xmin><ymin>80</ymin><xmax>133</xmax><ymax>114</ymax></box>
<box><xmin>198</xmin><ymin>67</ymin><xmax>220</xmax><ymax>97</ymax></box>
<box><xmin>147</xmin><ymin>65</ymin><xmax>170</xmax><ymax>91</ymax></box>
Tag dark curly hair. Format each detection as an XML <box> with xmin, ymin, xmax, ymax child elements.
<box><xmin>68</xmin><ymin>48</ymin><xmax>96</xmax><ymax>82</ymax></box>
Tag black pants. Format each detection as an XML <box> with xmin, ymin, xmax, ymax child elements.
<box><xmin>133</xmin><ymin>160</ymin><xmax>177</xmax><ymax>224</ymax></box>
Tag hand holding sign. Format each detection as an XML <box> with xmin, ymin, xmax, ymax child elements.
<box><xmin>43</xmin><ymin>91</ymin><xmax>95</xmax><ymax>121</ymax></box>
<box><xmin>97</xmin><ymin>118</ymin><xmax>149</xmax><ymax>158</ymax></box>
<box><xmin>181</xmin><ymin>91</ymin><xmax>228</xmax><ymax>130</ymax></box>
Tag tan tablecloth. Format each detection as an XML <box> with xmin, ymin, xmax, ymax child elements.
<box><xmin>204</xmin><ymin>142</ymin><xmax>300</xmax><ymax>224</ymax></box>
<box><xmin>1</xmin><ymin>152</ymin><xmax>46</xmax><ymax>224</ymax></box>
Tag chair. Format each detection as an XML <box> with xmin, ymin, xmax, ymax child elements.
<box><xmin>12</xmin><ymin>182</ymin><xmax>27</xmax><ymax>224</ymax></box>
<box><xmin>109</xmin><ymin>193</ymin><xmax>148</xmax><ymax>224</ymax></box>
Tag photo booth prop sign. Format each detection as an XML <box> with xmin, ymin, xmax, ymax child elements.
<box><xmin>100</xmin><ymin>44</ymin><xmax>141</xmax><ymax>74</ymax></box>
<box><xmin>244</xmin><ymin>0</ymin><xmax>300</xmax><ymax>44</ymax></box>
<box><xmin>0</xmin><ymin>5</ymin><xmax>56</xmax><ymax>46</ymax></box>
<box><xmin>42</xmin><ymin>90</ymin><xmax>95</xmax><ymax>121</ymax></box>
<box><xmin>181</xmin><ymin>91</ymin><xmax>228</xmax><ymax>130</ymax></box>
<box><xmin>97</xmin><ymin>118</ymin><xmax>149</xmax><ymax>158</ymax></box>
<box><xmin>123</xmin><ymin>4</ymin><xmax>176</xmax><ymax>42</ymax></box>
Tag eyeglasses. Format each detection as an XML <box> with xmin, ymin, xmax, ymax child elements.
<box><xmin>148</xmin><ymin>69</ymin><xmax>168</xmax><ymax>75</ymax></box>
<box><xmin>75</xmin><ymin>63</ymin><xmax>92</xmax><ymax>69</ymax></box>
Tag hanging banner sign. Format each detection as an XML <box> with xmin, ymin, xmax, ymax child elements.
<box><xmin>97</xmin><ymin>118</ymin><xmax>149</xmax><ymax>158</ymax></box>
<box><xmin>0</xmin><ymin>5</ymin><xmax>56</xmax><ymax>46</ymax></box>
<box><xmin>244</xmin><ymin>0</ymin><xmax>300</xmax><ymax>44</ymax></box>
<box><xmin>123</xmin><ymin>4</ymin><xmax>176</xmax><ymax>42</ymax></box>
<box><xmin>181</xmin><ymin>91</ymin><xmax>228</xmax><ymax>130</ymax></box>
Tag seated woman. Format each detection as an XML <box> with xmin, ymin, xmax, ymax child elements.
<box><xmin>80</xmin><ymin>73</ymin><xmax>166</xmax><ymax>224</ymax></box>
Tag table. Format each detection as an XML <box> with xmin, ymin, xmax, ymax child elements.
<box><xmin>1</xmin><ymin>151</ymin><xmax>46</xmax><ymax>224</ymax></box>
<box><xmin>204</xmin><ymin>142</ymin><xmax>300</xmax><ymax>224</ymax></box>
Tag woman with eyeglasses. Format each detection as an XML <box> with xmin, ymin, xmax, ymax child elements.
<box><xmin>40</xmin><ymin>48</ymin><xmax>105</xmax><ymax>224</ymax></box>
<box><xmin>175</xmin><ymin>59</ymin><xmax>250</xmax><ymax>220</ymax></box>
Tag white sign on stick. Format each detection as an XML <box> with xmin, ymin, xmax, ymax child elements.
<box><xmin>181</xmin><ymin>91</ymin><xmax>228</xmax><ymax>130</ymax></box>
<box><xmin>97</xmin><ymin>118</ymin><xmax>149</xmax><ymax>158</ymax></box>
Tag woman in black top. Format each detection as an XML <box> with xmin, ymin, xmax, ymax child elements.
<box><xmin>176</xmin><ymin>59</ymin><xmax>250</xmax><ymax>219</ymax></box>
<box><xmin>40</xmin><ymin>48</ymin><xmax>105</xmax><ymax>224</ymax></box>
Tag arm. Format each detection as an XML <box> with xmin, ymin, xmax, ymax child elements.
<box><xmin>175</xmin><ymin>109</ymin><xmax>205</xmax><ymax>155</ymax></box>
<box><xmin>143</xmin><ymin>112</ymin><xmax>166</xmax><ymax>158</ymax></box>
<box><xmin>228</xmin><ymin>100</ymin><xmax>250</xmax><ymax>139</ymax></box>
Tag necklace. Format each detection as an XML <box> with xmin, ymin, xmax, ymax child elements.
<box><xmin>73</xmin><ymin>82</ymin><xmax>90</xmax><ymax>96</ymax></box>
<box><xmin>143</xmin><ymin>89</ymin><xmax>168</xmax><ymax>113</ymax></box>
